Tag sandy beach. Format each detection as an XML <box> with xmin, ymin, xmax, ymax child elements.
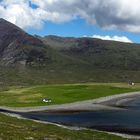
<box><xmin>0</xmin><ymin>91</ymin><xmax>140</xmax><ymax>113</ymax></box>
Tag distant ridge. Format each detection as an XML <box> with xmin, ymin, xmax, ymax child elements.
<box><xmin>40</xmin><ymin>35</ymin><xmax>140</xmax><ymax>71</ymax></box>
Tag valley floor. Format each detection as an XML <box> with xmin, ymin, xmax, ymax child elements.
<box><xmin>1</xmin><ymin>91</ymin><xmax>140</xmax><ymax>113</ymax></box>
<box><xmin>1</xmin><ymin>83</ymin><xmax>140</xmax><ymax>140</ymax></box>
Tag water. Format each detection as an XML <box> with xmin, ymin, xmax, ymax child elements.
<box><xmin>122</xmin><ymin>96</ymin><xmax>140</xmax><ymax>110</ymax></box>
<box><xmin>2</xmin><ymin>97</ymin><xmax>140</xmax><ymax>135</ymax></box>
<box><xmin>19</xmin><ymin>110</ymin><xmax>140</xmax><ymax>135</ymax></box>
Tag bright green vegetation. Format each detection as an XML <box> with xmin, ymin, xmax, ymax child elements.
<box><xmin>0</xmin><ymin>83</ymin><xmax>140</xmax><ymax>107</ymax></box>
<box><xmin>0</xmin><ymin>113</ymin><xmax>128</xmax><ymax>140</ymax></box>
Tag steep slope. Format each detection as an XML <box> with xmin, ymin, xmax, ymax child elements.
<box><xmin>0</xmin><ymin>18</ymin><xmax>46</xmax><ymax>65</ymax></box>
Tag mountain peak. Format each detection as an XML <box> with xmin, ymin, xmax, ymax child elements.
<box><xmin>0</xmin><ymin>18</ymin><xmax>14</xmax><ymax>26</ymax></box>
<box><xmin>0</xmin><ymin>18</ymin><xmax>7</xmax><ymax>22</ymax></box>
<box><xmin>0</xmin><ymin>18</ymin><xmax>46</xmax><ymax>66</ymax></box>
<box><xmin>0</xmin><ymin>18</ymin><xmax>24</xmax><ymax>33</ymax></box>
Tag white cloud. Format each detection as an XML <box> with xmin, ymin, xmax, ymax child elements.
<box><xmin>0</xmin><ymin>0</ymin><xmax>140</xmax><ymax>33</ymax></box>
<box><xmin>91</xmin><ymin>35</ymin><xmax>133</xmax><ymax>43</ymax></box>
<box><xmin>0</xmin><ymin>1</ymin><xmax>43</xmax><ymax>29</ymax></box>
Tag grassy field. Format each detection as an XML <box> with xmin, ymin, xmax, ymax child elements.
<box><xmin>0</xmin><ymin>113</ymin><xmax>129</xmax><ymax>140</ymax></box>
<box><xmin>0</xmin><ymin>83</ymin><xmax>140</xmax><ymax>107</ymax></box>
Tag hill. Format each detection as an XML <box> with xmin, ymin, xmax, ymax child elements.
<box><xmin>0</xmin><ymin>19</ymin><xmax>140</xmax><ymax>85</ymax></box>
<box><xmin>41</xmin><ymin>35</ymin><xmax>140</xmax><ymax>71</ymax></box>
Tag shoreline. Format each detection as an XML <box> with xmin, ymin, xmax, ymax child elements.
<box><xmin>0</xmin><ymin>91</ymin><xmax>140</xmax><ymax>113</ymax></box>
<box><xmin>1</xmin><ymin>91</ymin><xmax>140</xmax><ymax>139</ymax></box>
<box><xmin>1</xmin><ymin>112</ymin><xmax>140</xmax><ymax>140</ymax></box>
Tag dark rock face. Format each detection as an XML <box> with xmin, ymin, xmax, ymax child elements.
<box><xmin>0</xmin><ymin>18</ymin><xmax>46</xmax><ymax>65</ymax></box>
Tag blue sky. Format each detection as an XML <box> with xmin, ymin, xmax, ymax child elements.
<box><xmin>0</xmin><ymin>0</ymin><xmax>140</xmax><ymax>43</ymax></box>
<box><xmin>28</xmin><ymin>18</ymin><xmax>140</xmax><ymax>43</ymax></box>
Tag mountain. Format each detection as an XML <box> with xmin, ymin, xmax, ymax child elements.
<box><xmin>0</xmin><ymin>18</ymin><xmax>46</xmax><ymax>65</ymax></box>
<box><xmin>0</xmin><ymin>19</ymin><xmax>140</xmax><ymax>85</ymax></box>
<box><xmin>41</xmin><ymin>35</ymin><xmax>140</xmax><ymax>70</ymax></box>
<box><xmin>40</xmin><ymin>35</ymin><xmax>78</xmax><ymax>49</ymax></box>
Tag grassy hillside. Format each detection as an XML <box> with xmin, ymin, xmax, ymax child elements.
<box><xmin>4</xmin><ymin>35</ymin><xmax>135</xmax><ymax>84</ymax></box>
<box><xmin>0</xmin><ymin>35</ymin><xmax>139</xmax><ymax>86</ymax></box>
<box><xmin>0</xmin><ymin>113</ymin><xmax>128</xmax><ymax>140</ymax></box>
<box><xmin>0</xmin><ymin>36</ymin><xmax>140</xmax><ymax>85</ymax></box>
<box><xmin>0</xmin><ymin>65</ymin><xmax>140</xmax><ymax>87</ymax></box>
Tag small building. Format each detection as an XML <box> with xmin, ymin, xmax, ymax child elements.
<box><xmin>128</xmin><ymin>81</ymin><xmax>135</xmax><ymax>86</ymax></box>
<box><xmin>42</xmin><ymin>98</ymin><xmax>52</xmax><ymax>103</ymax></box>
<box><xmin>131</xmin><ymin>82</ymin><xmax>135</xmax><ymax>86</ymax></box>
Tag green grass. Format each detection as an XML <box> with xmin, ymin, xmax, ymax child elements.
<box><xmin>0</xmin><ymin>113</ymin><xmax>128</xmax><ymax>140</ymax></box>
<box><xmin>0</xmin><ymin>83</ymin><xmax>139</xmax><ymax>139</ymax></box>
<box><xmin>0</xmin><ymin>83</ymin><xmax>140</xmax><ymax>107</ymax></box>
